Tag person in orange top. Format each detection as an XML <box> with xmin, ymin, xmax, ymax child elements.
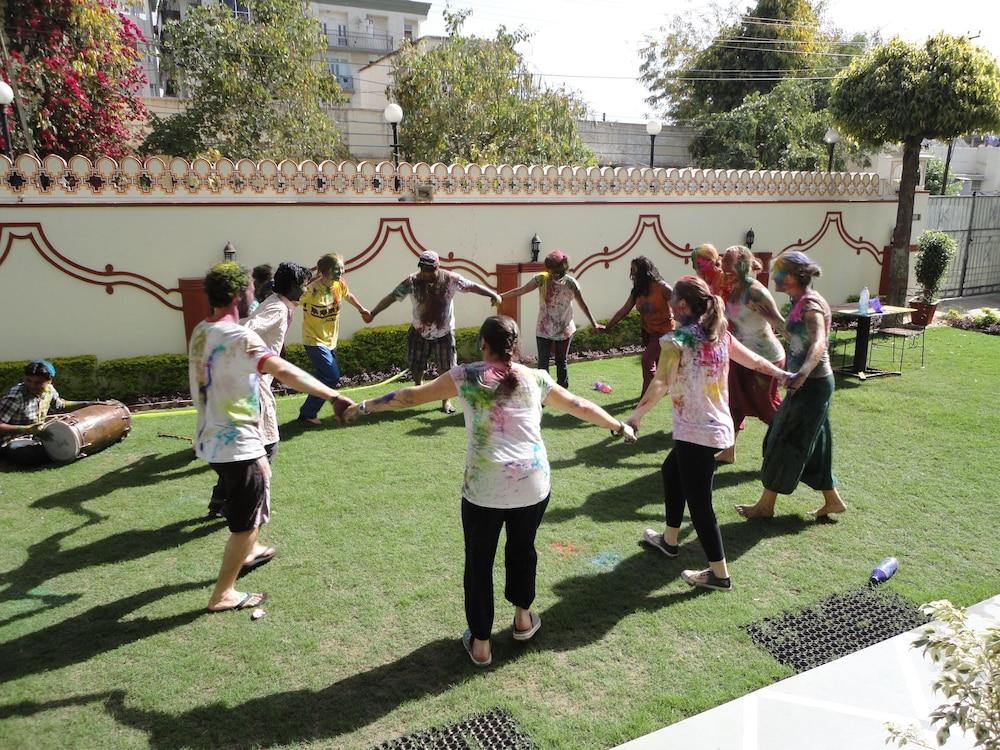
<box><xmin>298</xmin><ymin>253</ymin><xmax>371</xmax><ymax>424</ymax></box>
<box><xmin>691</xmin><ymin>243</ymin><xmax>730</xmax><ymax>299</ymax></box>
<box><xmin>603</xmin><ymin>256</ymin><xmax>675</xmax><ymax>396</ymax></box>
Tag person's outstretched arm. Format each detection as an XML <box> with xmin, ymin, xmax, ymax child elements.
<box><xmin>573</xmin><ymin>288</ymin><xmax>605</xmax><ymax>331</ymax></box>
<box><xmin>367</xmin><ymin>290</ymin><xmax>402</xmax><ymax>321</ymax></box>
<box><xmin>465</xmin><ymin>281</ymin><xmax>503</xmax><ymax>306</ymax></box>
<box><xmin>603</xmin><ymin>294</ymin><xmax>636</xmax><ymax>332</ymax></box>
<box><xmin>627</xmin><ymin>340</ymin><xmax>680</xmax><ymax>432</ymax></box>
<box><xmin>500</xmin><ymin>276</ymin><xmax>541</xmax><ymax>300</ymax></box>
<box><xmin>346</xmin><ymin>291</ymin><xmax>372</xmax><ymax>322</ymax></box>
<box><xmin>747</xmin><ymin>284</ymin><xmax>786</xmax><ymax>336</ymax></box>
<box><xmin>344</xmin><ymin>372</ymin><xmax>458</xmax><ymax>420</ymax></box>
<box><xmin>543</xmin><ymin>385</ymin><xmax>635</xmax><ymax>442</ymax></box>
<box><xmin>261</xmin><ymin>356</ymin><xmax>352</xmax><ymax>415</ymax></box>
<box><xmin>728</xmin><ymin>336</ymin><xmax>792</xmax><ymax>383</ymax></box>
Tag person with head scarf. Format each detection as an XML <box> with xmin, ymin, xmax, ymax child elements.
<box><xmin>0</xmin><ymin>360</ymin><xmax>103</xmax><ymax>466</ymax></box>
<box><xmin>499</xmin><ymin>249</ymin><xmax>603</xmax><ymax>389</ymax></box>
<box><xmin>714</xmin><ymin>245</ymin><xmax>787</xmax><ymax>464</ymax></box>
<box><xmin>735</xmin><ymin>252</ymin><xmax>847</xmax><ymax>520</ymax></box>
<box><xmin>603</xmin><ymin>256</ymin><xmax>675</xmax><ymax>396</ymax></box>
<box><xmin>345</xmin><ymin>315</ymin><xmax>635</xmax><ymax>666</ymax></box>
<box><xmin>691</xmin><ymin>243</ymin><xmax>730</xmax><ymax>299</ymax></box>
<box><xmin>626</xmin><ymin>276</ymin><xmax>793</xmax><ymax>591</ymax></box>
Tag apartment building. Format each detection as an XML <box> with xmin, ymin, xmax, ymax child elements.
<box><xmin>121</xmin><ymin>0</ymin><xmax>430</xmax><ymax>105</ymax></box>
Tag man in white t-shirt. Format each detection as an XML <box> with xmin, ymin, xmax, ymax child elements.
<box><xmin>190</xmin><ymin>262</ymin><xmax>354</xmax><ymax>613</ymax></box>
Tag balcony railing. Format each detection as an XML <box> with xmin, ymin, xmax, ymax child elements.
<box><xmin>326</xmin><ymin>30</ymin><xmax>394</xmax><ymax>53</ymax></box>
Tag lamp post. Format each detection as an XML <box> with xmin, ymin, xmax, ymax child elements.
<box><xmin>530</xmin><ymin>234</ymin><xmax>541</xmax><ymax>263</ymax></box>
<box><xmin>0</xmin><ymin>80</ymin><xmax>14</xmax><ymax>161</ymax></box>
<box><xmin>745</xmin><ymin>228</ymin><xmax>755</xmax><ymax>250</ymax></box>
<box><xmin>823</xmin><ymin>127</ymin><xmax>840</xmax><ymax>172</ymax></box>
<box><xmin>645</xmin><ymin>119</ymin><xmax>662</xmax><ymax>169</ymax></box>
<box><xmin>383</xmin><ymin>102</ymin><xmax>403</xmax><ymax>191</ymax></box>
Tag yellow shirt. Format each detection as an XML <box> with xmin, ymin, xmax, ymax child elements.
<box><xmin>301</xmin><ymin>278</ymin><xmax>349</xmax><ymax>349</ymax></box>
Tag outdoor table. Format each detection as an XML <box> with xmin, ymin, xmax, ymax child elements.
<box><xmin>829</xmin><ymin>304</ymin><xmax>917</xmax><ymax>379</ymax></box>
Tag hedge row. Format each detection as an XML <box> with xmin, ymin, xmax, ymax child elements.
<box><xmin>2</xmin><ymin>313</ymin><xmax>644</xmax><ymax>403</ymax></box>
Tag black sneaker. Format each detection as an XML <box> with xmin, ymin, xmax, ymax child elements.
<box><xmin>681</xmin><ymin>568</ymin><xmax>732</xmax><ymax>591</ymax></box>
<box><xmin>641</xmin><ymin>528</ymin><xmax>679</xmax><ymax>558</ymax></box>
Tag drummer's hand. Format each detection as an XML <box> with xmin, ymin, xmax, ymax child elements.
<box><xmin>22</xmin><ymin>422</ymin><xmax>44</xmax><ymax>436</ymax></box>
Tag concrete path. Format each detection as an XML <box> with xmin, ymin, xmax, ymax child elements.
<box><xmin>935</xmin><ymin>292</ymin><xmax>1000</xmax><ymax>320</ymax></box>
<box><xmin>616</xmin><ymin>594</ymin><xmax>1000</xmax><ymax>750</ymax></box>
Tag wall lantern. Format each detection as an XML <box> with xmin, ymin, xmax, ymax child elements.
<box><xmin>223</xmin><ymin>241</ymin><xmax>236</xmax><ymax>261</ymax></box>
<box><xmin>745</xmin><ymin>228</ymin><xmax>755</xmax><ymax>250</ymax></box>
<box><xmin>530</xmin><ymin>233</ymin><xmax>541</xmax><ymax>263</ymax></box>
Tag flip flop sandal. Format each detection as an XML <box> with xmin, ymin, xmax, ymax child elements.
<box><xmin>239</xmin><ymin>548</ymin><xmax>276</xmax><ymax>578</ymax></box>
<box><xmin>512</xmin><ymin>611</ymin><xmax>541</xmax><ymax>641</ymax></box>
<box><xmin>210</xmin><ymin>591</ymin><xmax>267</xmax><ymax>612</ymax></box>
<box><xmin>462</xmin><ymin>629</ymin><xmax>492</xmax><ymax>667</ymax></box>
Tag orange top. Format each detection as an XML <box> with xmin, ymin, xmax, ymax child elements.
<box><xmin>635</xmin><ymin>280</ymin><xmax>675</xmax><ymax>335</ymax></box>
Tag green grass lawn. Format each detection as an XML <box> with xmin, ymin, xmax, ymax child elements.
<box><xmin>1</xmin><ymin>326</ymin><xmax>997</xmax><ymax>749</ymax></box>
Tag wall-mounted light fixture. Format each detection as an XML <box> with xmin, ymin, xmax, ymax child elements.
<box><xmin>745</xmin><ymin>228</ymin><xmax>755</xmax><ymax>250</ymax></box>
<box><xmin>530</xmin><ymin>233</ymin><xmax>541</xmax><ymax>263</ymax></box>
<box><xmin>223</xmin><ymin>241</ymin><xmax>236</xmax><ymax>261</ymax></box>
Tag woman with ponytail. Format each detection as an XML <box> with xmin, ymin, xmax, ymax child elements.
<box><xmin>345</xmin><ymin>315</ymin><xmax>635</xmax><ymax>666</ymax></box>
<box><xmin>500</xmin><ymin>249</ymin><xmax>604</xmax><ymax>388</ymax></box>
<box><xmin>715</xmin><ymin>245</ymin><xmax>786</xmax><ymax>464</ymax></box>
<box><xmin>736</xmin><ymin>252</ymin><xmax>847</xmax><ymax>520</ymax></box>
<box><xmin>626</xmin><ymin>277</ymin><xmax>793</xmax><ymax>591</ymax></box>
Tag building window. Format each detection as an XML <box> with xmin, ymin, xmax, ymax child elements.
<box><xmin>222</xmin><ymin>0</ymin><xmax>250</xmax><ymax>21</ymax></box>
<box><xmin>404</xmin><ymin>22</ymin><xmax>414</xmax><ymax>42</ymax></box>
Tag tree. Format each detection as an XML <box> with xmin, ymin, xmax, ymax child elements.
<box><xmin>830</xmin><ymin>35</ymin><xmax>1000</xmax><ymax>304</ymax></box>
<box><xmin>143</xmin><ymin>0</ymin><xmax>345</xmax><ymax>161</ymax></box>
<box><xmin>387</xmin><ymin>9</ymin><xmax>594</xmax><ymax>166</ymax></box>
<box><xmin>690</xmin><ymin>78</ymin><xmax>866</xmax><ymax>170</ymax></box>
<box><xmin>924</xmin><ymin>156</ymin><xmax>962</xmax><ymax>196</ymax></box>
<box><xmin>1</xmin><ymin>0</ymin><xmax>147</xmax><ymax>158</ymax></box>
<box><xmin>639</xmin><ymin>0</ymin><xmax>874</xmax><ymax>169</ymax></box>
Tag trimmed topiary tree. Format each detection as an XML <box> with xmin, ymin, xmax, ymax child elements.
<box><xmin>830</xmin><ymin>34</ymin><xmax>1000</xmax><ymax>305</ymax></box>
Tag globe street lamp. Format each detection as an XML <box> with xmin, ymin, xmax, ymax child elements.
<box><xmin>824</xmin><ymin>127</ymin><xmax>840</xmax><ymax>172</ymax></box>
<box><xmin>645</xmin><ymin>119</ymin><xmax>662</xmax><ymax>169</ymax></box>
<box><xmin>0</xmin><ymin>80</ymin><xmax>14</xmax><ymax>161</ymax></box>
<box><xmin>383</xmin><ymin>102</ymin><xmax>403</xmax><ymax>190</ymax></box>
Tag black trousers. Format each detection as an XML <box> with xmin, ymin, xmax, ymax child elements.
<box><xmin>661</xmin><ymin>440</ymin><xmax>725</xmax><ymax>563</ymax></box>
<box><xmin>209</xmin><ymin>441</ymin><xmax>278</xmax><ymax>512</ymax></box>
<box><xmin>461</xmin><ymin>495</ymin><xmax>549</xmax><ymax>641</ymax></box>
<box><xmin>536</xmin><ymin>336</ymin><xmax>572</xmax><ymax>388</ymax></box>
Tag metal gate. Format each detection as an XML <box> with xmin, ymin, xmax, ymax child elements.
<box><xmin>926</xmin><ymin>194</ymin><xmax>1000</xmax><ymax>297</ymax></box>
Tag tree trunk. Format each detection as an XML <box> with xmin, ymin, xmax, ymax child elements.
<box><xmin>887</xmin><ymin>136</ymin><xmax>922</xmax><ymax>306</ymax></box>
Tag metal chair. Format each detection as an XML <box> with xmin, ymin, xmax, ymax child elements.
<box><xmin>868</xmin><ymin>322</ymin><xmax>926</xmax><ymax>370</ymax></box>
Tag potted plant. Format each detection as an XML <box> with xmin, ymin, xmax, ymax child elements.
<box><xmin>910</xmin><ymin>230</ymin><xmax>957</xmax><ymax>326</ymax></box>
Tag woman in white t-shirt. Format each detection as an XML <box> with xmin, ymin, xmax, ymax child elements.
<box><xmin>345</xmin><ymin>315</ymin><xmax>635</xmax><ymax>667</ymax></box>
<box><xmin>626</xmin><ymin>277</ymin><xmax>793</xmax><ymax>592</ymax></box>
<box><xmin>500</xmin><ymin>250</ymin><xmax>604</xmax><ymax>389</ymax></box>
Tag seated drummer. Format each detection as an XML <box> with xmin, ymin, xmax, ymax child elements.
<box><xmin>0</xmin><ymin>360</ymin><xmax>99</xmax><ymax>466</ymax></box>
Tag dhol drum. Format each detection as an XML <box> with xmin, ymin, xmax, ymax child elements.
<box><xmin>40</xmin><ymin>401</ymin><xmax>132</xmax><ymax>462</ymax></box>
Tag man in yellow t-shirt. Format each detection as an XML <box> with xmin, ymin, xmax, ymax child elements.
<box><xmin>298</xmin><ymin>253</ymin><xmax>371</xmax><ymax>424</ymax></box>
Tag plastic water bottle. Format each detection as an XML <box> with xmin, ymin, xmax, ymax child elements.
<box><xmin>858</xmin><ymin>287</ymin><xmax>870</xmax><ymax>314</ymax></box>
<box><xmin>593</xmin><ymin>381</ymin><xmax>613</xmax><ymax>394</ymax></box>
<box><xmin>869</xmin><ymin>557</ymin><xmax>899</xmax><ymax>585</ymax></box>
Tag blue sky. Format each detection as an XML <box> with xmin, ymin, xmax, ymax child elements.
<box><xmin>421</xmin><ymin>0</ymin><xmax>999</xmax><ymax>123</ymax></box>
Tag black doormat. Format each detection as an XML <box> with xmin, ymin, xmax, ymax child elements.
<box><xmin>744</xmin><ymin>586</ymin><xmax>929</xmax><ymax>674</ymax></box>
<box><xmin>374</xmin><ymin>708</ymin><xmax>536</xmax><ymax>750</ymax></box>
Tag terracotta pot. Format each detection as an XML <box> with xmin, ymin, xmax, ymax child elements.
<box><xmin>909</xmin><ymin>299</ymin><xmax>937</xmax><ymax>327</ymax></box>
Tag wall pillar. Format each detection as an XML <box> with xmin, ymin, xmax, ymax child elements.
<box><xmin>178</xmin><ymin>277</ymin><xmax>210</xmax><ymax>344</ymax></box>
<box><xmin>495</xmin><ymin>262</ymin><xmax>544</xmax><ymax>328</ymax></box>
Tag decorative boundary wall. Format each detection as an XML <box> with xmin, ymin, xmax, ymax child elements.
<box><xmin>0</xmin><ymin>155</ymin><xmax>886</xmax><ymax>202</ymax></box>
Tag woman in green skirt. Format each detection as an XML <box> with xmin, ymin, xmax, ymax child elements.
<box><xmin>736</xmin><ymin>251</ymin><xmax>847</xmax><ymax>519</ymax></box>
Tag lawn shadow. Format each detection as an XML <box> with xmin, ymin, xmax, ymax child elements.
<box><xmin>0</xmin><ymin>580</ymin><xmax>208</xmax><ymax>683</ymax></box>
<box><xmin>548</xmin><ymin>428</ymin><xmax>671</xmax><ymax>471</ymax></box>
<box><xmin>10</xmin><ymin>519</ymin><xmax>809</xmax><ymax>747</ymax></box>
<box><xmin>28</xmin><ymin>449</ymin><xmax>208</xmax><ymax>523</ymax></box>
<box><xmin>0</xmin><ymin>517</ymin><xmax>225</xmax><ymax>626</ymax></box>
<box><xmin>89</xmin><ymin>551</ymin><xmax>706</xmax><ymax>749</ymax></box>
